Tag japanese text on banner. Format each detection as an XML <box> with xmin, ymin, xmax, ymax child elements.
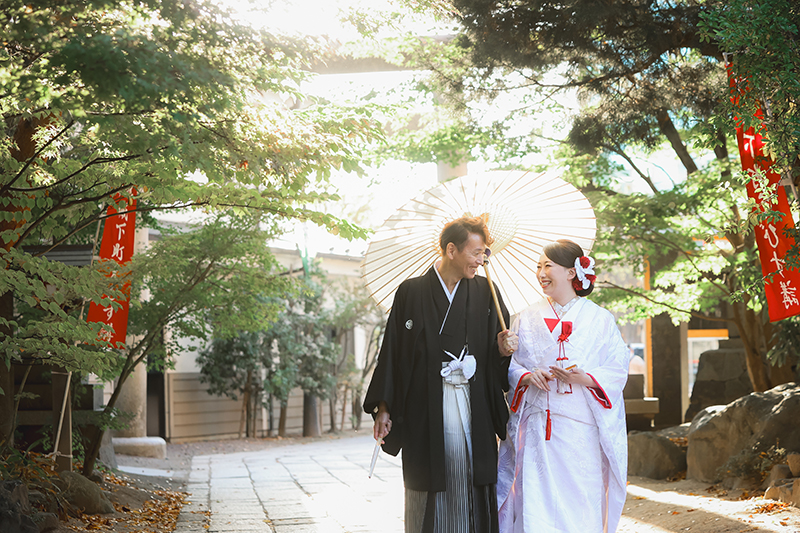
<box><xmin>729</xmin><ymin>64</ymin><xmax>800</xmax><ymax>322</ymax></box>
<box><xmin>86</xmin><ymin>194</ymin><xmax>137</xmax><ymax>346</ymax></box>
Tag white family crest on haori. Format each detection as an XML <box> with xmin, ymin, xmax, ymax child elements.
<box><xmin>361</xmin><ymin>169</ymin><xmax>596</xmax><ymax>315</ymax></box>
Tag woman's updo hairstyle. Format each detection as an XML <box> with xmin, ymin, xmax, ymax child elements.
<box><xmin>543</xmin><ymin>239</ymin><xmax>595</xmax><ymax>297</ymax></box>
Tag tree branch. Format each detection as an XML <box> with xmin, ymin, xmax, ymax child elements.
<box><xmin>13</xmin><ymin>184</ymin><xmax>131</xmax><ymax>246</ymax></box>
<box><xmin>598</xmin><ymin>280</ymin><xmax>729</xmax><ymax>323</ymax></box>
<box><xmin>600</xmin><ymin>142</ymin><xmax>660</xmax><ymax>194</ymax></box>
<box><xmin>656</xmin><ymin>109</ymin><xmax>698</xmax><ymax>175</ymax></box>
<box><xmin>2</xmin><ymin>119</ymin><xmax>76</xmax><ymax>195</ymax></box>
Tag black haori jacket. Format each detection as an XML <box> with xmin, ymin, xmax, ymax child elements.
<box><xmin>363</xmin><ymin>266</ymin><xmax>511</xmax><ymax>492</ymax></box>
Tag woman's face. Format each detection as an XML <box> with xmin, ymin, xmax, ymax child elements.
<box><xmin>537</xmin><ymin>252</ymin><xmax>576</xmax><ymax>302</ymax></box>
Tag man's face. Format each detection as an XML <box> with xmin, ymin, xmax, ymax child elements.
<box><xmin>450</xmin><ymin>232</ymin><xmax>486</xmax><ymax>280</ymax></box>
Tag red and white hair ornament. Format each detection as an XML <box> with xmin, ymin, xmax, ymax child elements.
<box><xmin>573</xmin><ymin>255</ymin><xmax>596</xmax><ymax>291</ymax></box>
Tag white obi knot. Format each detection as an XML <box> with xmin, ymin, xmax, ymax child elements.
<box><xmin>440</xmin><ymin>346</ymin><xmax>476</xmax><ymax>381</ymax></box>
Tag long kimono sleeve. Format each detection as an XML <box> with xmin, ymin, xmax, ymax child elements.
<box><xmin>490</xmin><ymin>280</ymin><xmax>512</xmax><ymax>390</ymax></box>
<box><xmin>506</xmin><ymin>312</ymin><xmax>538</xmax><ymax>412</ymax></box>
<box><xmin>583</xmin><ymin>309</ymin><xmax>630</xmax><ymax>409</ymax></box>
<box><xmin>581</xmin><ymin>305</ymin><xmax>629</xmax><ymax>533</ymax></box>
<box><xmin>362</xmin><ymin>283</ymin><xmax>407</xmax><ymax>417</ymax></box>
<box><xmin>508</xmin><ymin>317</ymin><xmax>531</xmax><ymax>388</ymax></box>
<box><xmin>486</xmin><ymin>279</ymin><xmax>513</xmax><ymax>440</ymax></box>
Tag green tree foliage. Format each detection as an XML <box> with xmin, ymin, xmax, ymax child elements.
<box><xmin>81</xmin><ymin>214</ymin><xmax>289</xmax><ymax>474</ymax></box>
<box><xmin>699</xmin><ymin>0</ymin><xmax>800</xmax><ymax>173</ymax></box>
<box><xmin>699</xmin><ymin>0</ymin><xmax>800</xmax><ymax>373</ymax></box>
<box><xmin>0</xmin><ymin>0</ymin><xmax>375</xmax><ymax>348</ymax></box>
<box><xmin>376</xmin><ymin>0</ymin><xmax>799</xmax><ymax>391</ymax></box>
<box><xmin>197</xmin><ymin>331</ymin><xmax>268</xmax><ymax>439</ymax></box>
<box><xmin>198</xmin><ymin>260</ymin><xmax>339</xmax><ymax>437</ymax></box>
<box><xmin>263</xmin><ymin>262</ymin><xmax>337</xmax><ymax>407</ymax></box>
<box><xmin>325</xmin><ymin>280</ymin><xmax>385</xmax><ymax>432</ymax></box>
<box><xmin>1</xmin><ymin>0</ymin><xmax>379</xmax><ymax>450</ymax></box>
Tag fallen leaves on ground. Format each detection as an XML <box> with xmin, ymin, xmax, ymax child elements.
<box><xmin>751</xmin><ymin>501</ymin><xmax>792</xmax><ymax>514</ymax></box>
<box><xmin>65</xmin><ymin>474</ymin><xmax>188</xmax><ymax>533</ymax></box>
<box><xmin>668</xmin><ymin>436</ymin><xmax>688</xmax><ymax>448</ymax></box>
<box><xmin>667</xmin><ymin>470</ymin><xmax>687</xmax><ymax>482</ymax></box>
<box><xmin>705</xmin><ymin>484</ymin><xmax>728</xmax><ymax>497</ymax></box>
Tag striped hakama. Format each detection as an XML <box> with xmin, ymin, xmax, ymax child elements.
<box><xmin>405</xmin><ymin>367</ymin><xmax>495</xmax><ymax>533</ymax></box>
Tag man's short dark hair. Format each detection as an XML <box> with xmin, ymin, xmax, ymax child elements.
<box><xmin>439</xmin><ymin>215</ymin><xmax>494</xmax><ymax>253</ymax></box>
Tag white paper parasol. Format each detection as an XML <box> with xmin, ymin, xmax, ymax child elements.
<box><xmin>362</xmin><ymin>169</ymin><xmax>596</xmax><ymax>316</ymax></box>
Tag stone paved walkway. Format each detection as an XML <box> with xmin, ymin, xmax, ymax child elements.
<box><xmin>166</xmin><ymin>433</ymin><xmax>800</xmax><ymax>533</ymax></box>
<box><xmin>174</xmin><ymin>434</ymin><xmax>404</xmax><ymax>533</ymax></box>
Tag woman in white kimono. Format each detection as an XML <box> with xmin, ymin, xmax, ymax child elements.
<box><xmin>497</xmin><ymin>240</ymin><xmax>628</xmax><ymax>533</ymax></box>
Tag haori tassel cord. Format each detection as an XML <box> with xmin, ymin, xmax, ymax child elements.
<box><xmin>545</xmin><ymin>392</ymin><xmax>552</xmax><ymax>441</ymax></box>
<box><xmin>555</xmin><ymin>322</ymin><xmax>573</xmax><ymax>394</ymax></box>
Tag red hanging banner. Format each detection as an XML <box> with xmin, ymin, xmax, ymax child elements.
<box><xmin>728</xmin><ymin>64</ymin><xmax>800</xmax><ymax>322</ymax></box>
<box><xmin>87</xmin><ymin>193</ymin><xmax>137</xmax><ymax>346</ymax></box>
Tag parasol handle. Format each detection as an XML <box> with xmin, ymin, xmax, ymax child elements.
<box><xmin>483</xmin><ymin>258</ymin><xmax>507</xmax><ymax>331</ymax></box>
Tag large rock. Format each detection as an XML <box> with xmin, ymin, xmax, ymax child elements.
<box><xmin>788</xmin><ymin>452</ymin><xmax>800</xmax><ymax>477</ymax></box>
<box><xmin>763</xmin><ymin>464</ymin><xmax>793</xmax><ymax>490</ymax></box>
<box><xmin>686</xmin><ymin>382</ymin><xmax>800</xmax><ymax>483</ymax></box>
<box><xmin>0</xmin><ymin>481</ymin><xmax>38</xmax><ymax>533</ymax></box>
<box><xmin>57</xmin><ymin>471</ymin><xmax>115</xmax><ymax>515</ymax></box>
<box><xmin>794</xmin><ymin>479</ymin><xmax>800</xmax><ymax>507</ymax></box>
<box><xmin>765</xmin><ymin>481</ymin><xmax>794</xmax><ymax>501</ymax></box>
<box><xmin>685</xmin><ymin>341</ymin><xmax>753</xmax><ymax>421</ymax></box>
<box><xmin>30</xmin><ymin>512</ymin><xmax>59</xmax><ymax>533</ymax></box>
<box><xmin>771</xmin><ymin>479</ymin><xmax>800</xmax><ymax>507</ymax></box>
<box><xmin>628</xmin><ymin>431</ymin><xmax>687</xmax><ymax>479</ymax></box>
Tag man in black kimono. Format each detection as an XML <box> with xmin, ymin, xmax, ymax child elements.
<box><xmin>363</xmin><ymin>215</ymin><xmax>518</xmax><ymax>533</ymax></box>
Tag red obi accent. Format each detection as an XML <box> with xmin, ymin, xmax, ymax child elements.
<box><xmin>510</xmin><ymin>372</ymin><xmax>531</xmax><ymax>413</ymax></box>
<box><xmin>587</xmin><ymin>373</ymin><xmax>612</xmax><ymax>409</ymax></box>
<box><xmin>544</xmin><ymin>317</ymin><xmax>560</xmax><ymax>332</ymax></box>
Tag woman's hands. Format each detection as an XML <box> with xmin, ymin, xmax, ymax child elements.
<box><xmin>521</xmin><ymin>366</ymin><xmax>596</xmax><ymax>391</ymax></box>
<box><xmin>548</xmin><ymin>365</ymin><xmax>596</xmax><ymax>388</ymax></box>
<box><xmin>520</xmin><ymin>369</ymin><xmax>554</xmax><ymax>391</ymax></box>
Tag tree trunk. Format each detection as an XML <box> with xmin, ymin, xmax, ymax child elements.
<box><xmin>770</xmin><ymin>359</ymin><xmax>797</xmax><ymax>386</ymax></box>
<box><xmin>239</xmin><ymin>370</ymin><xmax>252</xmax><ymax>439</ymax></box>
<box><xmin>328</xmin><ymin>392</ymin><xmax>337</xmax><ymax>433</ymax></box>
<box><xmin>352</xmin><ymin>387</ymin><xmax>363</xmax><ymax>431</ymax></box>
<box><xmin>302</xmin><ymin>392</ymin><xmax>319</xmax><ymax>437</ymax></box>
<box><xmin>278</xmin><ymin>402</ymin><xmax>287</xmax><ymax>437</ymax></box>
<box><xmin>266</xmin><ymin>393</ymin><xmax>274</xmax><ymax>435</ymax></box>
<box><xmin>713</xmin><ymin>130</ymin><xmax>732</xmax><ymax>180</ymax></box>
<box><xmin>247</xmin><ymin>382</ymin><xmax>259</xmax><ymax>438</ymax></box>
<box><xmin>1</xmin><ymin>118</ymin><xmax>44</xmax><ymax>447</ymax></box>
<box><xmin>83</xmin><ymin>372</ymin><xmax>126</xmax><ymax>475</ymax></box>
<box><xmin>656</xmin><ymin>109</ymin><xmax>698</xmax><ymax>175</ymax></box>
<box><xmin>731</xmin><ymin>303</ymin><xmax>772</xmax><ymax>392</ymax></box>
<box><xmin>0</xmin><ymin>293</ymin><xmax>14</xmax><ymax>447</ymax></box>
<box><xmin>82</xmin><ymin>355</ymin><xmax>144</xmax><ymax>476</ymax></box>
<box><xmin>339</xmin><ymin>385</ymin><xmax>348</xmax><ymax>432</ymax></box>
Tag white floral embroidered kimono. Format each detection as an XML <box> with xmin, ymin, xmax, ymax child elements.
<box><xmin>497</xmin><ymin>297</ymin><xmax>629</xmax><ymax>533</ymax></box>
